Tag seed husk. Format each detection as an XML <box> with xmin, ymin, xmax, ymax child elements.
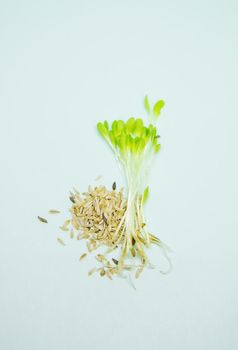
<box><xmin>60</xmin><ymin>226</ymin><xmax>69</xmax><ymax>232</ymax></box>
<box><xmin>88</xmin><ymin>267</ymin><xmax>97</xmax><ymax>276</ymax></box>
<box><xmin>102</xmin><ymin>212</ymin><xmax>108</xmax><ymax>225</ymax></box>
<box><xmin>57</xmin><ymin>237</ymin><xmax>66</xmax><ymax>246</ymax></box>
<box><xmin>100</xmin><ymin>268</ymin><xmax>106</xmax><ymax>276</ymax></box>
<box><xmin>112</xmin><ymin>258</ymin><xmax>118</xmax><ymax>265</ymax></box>
<box><xmin>106</xmin><ymin>270</ymin><xmax>113</xmax><ymax>280</ymax></box>
<box><xmin>130</xmin><ymin>247</ymin><xmax>136</xmax><ymax>257</ymax></box>
<box><xmin>79</xmin><ymin>253</ymin><xmax>87</xmax><ymax>261</ymax></box>
<box><xmin>48</xmin><ymin>209</ymin><xmax>60</xmax><ymax>214</ymax></box>
<box><xmin>95</xmin><ymin>175</ymin><xmax>102</xmax><ymax>181</ymax></box>
<box><xmin>69</xmin><ymin>196</ymin><xmax>75</xmax><ymax>203</ymax></box>
<box><xmin>37</xmin><ymin>216</ymin><xmax>48</xmax><ymax>223</ymax></box>
<box><xmin>135</xmin><ymin>266</ymin><xmax>143</xmax><ymax>279</ymax></box>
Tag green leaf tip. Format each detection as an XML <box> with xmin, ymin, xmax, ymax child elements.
<box><xmin>153</xmin><ymin>100</ymin><xmax>165</xmax><ymax>117</ymax></box>
<box><xmin>97</xmin><ymin>122</ymin><xmax>108</xmax><ymax>139</ymax></box>
<box><xmin>144</xmin><ymin>95</ymin><xmax>150</xmax><ymax>114</ymax></box>
<box><xmin>143</xmin><ymin>186</ymin><xmax>149</xmax><ymax>204</ymax></box>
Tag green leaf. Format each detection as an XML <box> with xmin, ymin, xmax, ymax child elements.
<box><xmin>143</xmin><ymin>186</ymin><xmax>149</xmax><ymax>204</ymax></box>
<box><xmin>117</xmin><ymin>120</ymin><xmax>125</xmax><ymax>132</ymax></box>
<box><xmin>126</xmin><ymin>134</ymin><xmax>133</xmax><ymax>150</ymax></box>
<box><xmin>153</xmin><ymin>100</ymin><xmax>165</xmax><ymax>117</ymax></box>
<box><xmin>154</xmin><ymin>144</ymin><xmax>161</xmax><ymax>153</ymax></box>
<box><xmin>144</xmin><ymin>95</ymin><xmax>150</xmax><ymax>114</ymax></box>
<box><xmin>109</xmin><ymin>130</ymin><xmax>116</xmax><ymax>146</ymax></box>
<box><xmin>148</xmin><ymin>124</ymin><xmax>157</xmax><ymax>138</ymax></box>
<box><xmin>97</xmin><ymin>122</ymin><xmax>108</xmax><ymax>139</ymax></box>
<box><xmin>104</xmin><ymin>120</ymin><xmax>109</xmax><ymax>130</ymax></box>
<box><xmin>126</xmin><ymin>117</ymin><xmax>135</xmax><ymax>133</ymax></box>
<box><xmin>112</xmin><ymin>120</ymin><xmax>118</xmax><ymax>132</ymax></box>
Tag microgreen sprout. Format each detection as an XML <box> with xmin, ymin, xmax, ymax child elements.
<box><xmin>97</xmin><ymin>96</ymin><xmax>171</xmax><ymax>275</ymax></box>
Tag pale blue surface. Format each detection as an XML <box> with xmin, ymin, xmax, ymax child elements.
<box><xmin>0</xmin><ymin>1</ymin><xmax>238</xmax><ymax>350</ymax></box>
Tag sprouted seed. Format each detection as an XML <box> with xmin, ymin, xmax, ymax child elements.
<box><xmin>37</xmin><ymin>216</ymin><xmax>48</xmax><ymax>223</ymax></box>
<box><xmin>38</xmin><ymin>96</ymin><xmax>172</xmax><ymax>284</ymax></box>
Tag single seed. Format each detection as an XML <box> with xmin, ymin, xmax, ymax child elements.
<box><xmin>112</xmin><ymin>182</ymin><xmax>116</xmax><ymax>190</ymax></box>
<box><xmin>132</xmin><ymin>237</ymin><xmax>136</xmax><ymax>245</ymax></box>
<box><xmin>130</xmin><ymin>248</ymin><xmax>136</xmax><ymax>257</ymax></box>
<box><xmin>100</xmin><ymin>268</ymin><xmax>106</xmax><ymax>276</ymax></box>
<box><xmin>88</xmin><ymin>267</ymin><xmax>97</xmax><ymax>276</ymax></box>
<box><xmin>155</xmin><ymin>135</ymin><xmax>160</xmax><ymax>139</ymax></box>
<box><xmin>48</xmin><ymin>209</ymin><xmax>60</xmax><ymax>214</ymax></box>
<box><xmin>69</xmin><ymin>196</ymin><xmax>75</xmax><ymax>203</ymax></box>
<box><xmin>79</xmin><ymin>253</ymin><xmax>87</xmax><ymax>261</ymax></box>
<box><xmin>37</xmin><ymin>216</ymin><xmax>48</xmax><ymax>223</ymax></box>
<box><xmin>59</xmin><ymin>226</ymin><xmax>69</xmax><ymax>232</ymax></box>
<box><xmin>102</xmin><ymin>212</ymin><xmax>108</xmax><ymax>225</ymax></box>
<box><xmin>57</xmin><ymin>237</ymin><xmax>66</xmax><ymax>246</ymax></box>
<box><xmin>63</xmin><ymin>219</ymin><xmax>70</xmax><ymax>227</ymax></box>
<box><xmin>112</xmin><ymin>258</ymin><xmax>118</xmax><ymax>265</ymax></box>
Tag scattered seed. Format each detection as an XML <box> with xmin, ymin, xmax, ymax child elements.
<box><xmin>59</xmin><ymin>226</ymin><xmax>69</xmax><ymax>232</ymax></box>
<box><xmin>112</xmin><ymin>258</ymin><xmax>118</xmax><ymax>265</ymax></box>
<box><xmin>79</xmin><ymin>253</ymin><xmax>87</xmax><ymax>261</ymax></box>
<box><xmin>37</xmin><ymin>216</ymin><xmax>48</xmax><ymax>223</ymax></box>
<box><xmin>63</xmin><ymin>219</ymin><xmax>70</xmax><ymax>227</ymax></box>
<box><xmin>132</xmin><ymin>237</ymin><xmax>136</xmax><ymax>245</ymax></box>
<box><xmin>112</xmin><ymin>182</ymin><xmax>116</xmax><ymax>190</ymax></box>
<box><xmin>57</xmin><ymin>237</ymin><xmax>66</xmax><ymax>246</ymax></box>
<box><xmin>88</xmin><ymin>267</ymin><xmax>97</xmax><ymax>276</ymax></box>
<box><xmin>100</xmin><ymin>268</ymin><xmax>106</xmax><ymax>276</ymax></box>
<box><xmin>48</xmin><ymin>209</ymin><xmax>60</xmax><ymax>214</ymax></box>
<box><xmin>69</xmin><ymin>196</ymin><xmax>75</xmax><ymax>203</ymax></box>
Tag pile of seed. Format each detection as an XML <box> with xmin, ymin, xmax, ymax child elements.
<box><xmin>62</xmin><ymin>184</ymin><xmax>133</xmax><ymax>278</ymax></box>
<box><xmin>69</xmin><ymin>184</ymin><xmax>126</xmax><ymax>248</ymax></box>
<box><xmin>38</xmin><ymin>184</ymin><xmax>167</xmax><ymax>279</ymax></box>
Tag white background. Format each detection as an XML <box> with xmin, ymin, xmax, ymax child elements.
<box><xmin>0</xmin><ymin>1</ymin><xmax>238</xmax><ymax>349</ymax></box>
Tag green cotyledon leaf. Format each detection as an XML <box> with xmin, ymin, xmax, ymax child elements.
<box><xmin>142</xmin><ymin>186</ymin><xmax>149</xmax><ymax>204</ymax></box>
<box><xmin>153</xmin><ymin>100</ymin><xmax>165</xmax><ymax>117</ymax></box>
<box><xmin>97</xmin><ymin>122</ymin><xmax>108</xmax><ymax>139</ymax></box>
<box><xmin>144</xmin><ymin>95</ymin><xmax>150</xmax><ymax>114</ymax></box>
